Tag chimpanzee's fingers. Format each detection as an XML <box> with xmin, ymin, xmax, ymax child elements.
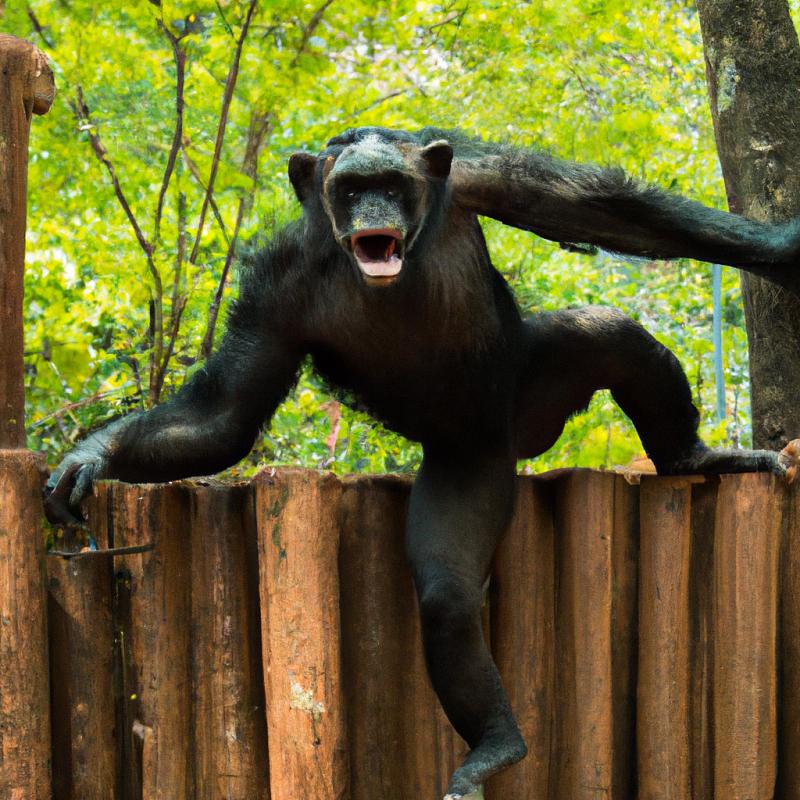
<box><xmin>69</xmin><ymin>463</ymin><xmax>96</xmax><ymax>513</ymax></box>
<box><xmin>43</xmin><ymin>462</ymin><xmax>83</xmax><ymax>525</ymax></box>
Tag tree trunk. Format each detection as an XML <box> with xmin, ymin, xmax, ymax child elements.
<box><xmin>696</xmin><ymin>0</ymin><xmax>800</xmax><ymax>449</ymax></box>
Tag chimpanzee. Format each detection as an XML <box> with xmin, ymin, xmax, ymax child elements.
<box><xmin>45</xmin><ymin>126</ymin><xmax>800</xmax><ymax>799</ymax></box>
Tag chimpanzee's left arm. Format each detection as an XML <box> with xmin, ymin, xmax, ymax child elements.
<box><xmin>442</xmin><ymin>133</ymin><xmax>800</xmax><ymax>295</ymax></box>
<box><xmin>44</xmin><ymin>229</ymin><xmax>307</xmax><ymax>524</ymax></box>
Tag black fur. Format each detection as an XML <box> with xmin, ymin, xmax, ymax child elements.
<box><xmin>45</xmin><ymin>127</ymin><xmax>798</xmax><ymax>797</ymax></box>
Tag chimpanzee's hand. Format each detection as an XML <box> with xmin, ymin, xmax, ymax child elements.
<box><xmin>44</xmin><ymin>430</ymin><xmax>113</xmax><ymax>525</ymax></box>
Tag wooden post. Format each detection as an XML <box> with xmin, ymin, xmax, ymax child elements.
<box><xmin>0</xmin><ymin>34</ymin><xmax>55</xmax><ymax>448</ymax></box>
<box><xmin>97</xmin><ymin>482</ymin><xmax>195</xmax><ymax>799</ymax></box>
<box><xmin>688</xmin><ymin>482</ymin><xmax>718</xmax><ymax>800</ymax></box>
<box><xmin>778</xmin><ymin>481</ymin><xmax>800</xmax><ymax>800</ymax></box>
<box><xmin>46</xmin><ymin>515</ymin><xmax>116</xmax><ymax>800</ymax></box>
<box><xmin>255</xmin><ymin>470</ymin><xmax>348</xmax><ymax>800</ymax></box>
<box><xmin>713</xmin><ymin>473</ymin><xmax>781</xmax><ymax>799</ymax></box>
<box><xmin>0</xmin><ymin>34</ymin><xmax>55</xmax><ymax>800</ymax></box>
<box><xmin>487</xmin><ymin>477</ymin><xmax>556</xmax><ymax>799</ymax></box>
<box><xmin>188</xmin><ymin>483</ymin><xmax>269</xmax><ymax>800</ymax></box>
<box><xmin>0</xmin><ymin>450</ymin><xmax>51</xmax><ymax>799</ymax></box>
<box><xmin>551</xmin><ymin>471</ymin><xmax>638</xmax><ymax>800</ymax></box>
<box><xmin>608</xmin><ymin>475</ymin><xmax>640</xmax><ymax>799</ymax></box>
<box><xmin>637</xmin><ymin>478</ymin><xmax>695</xmax><ymax>799</ymax></box>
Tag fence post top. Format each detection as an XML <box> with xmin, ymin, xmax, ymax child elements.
<box><xmin>0</xmin><ymin>34</ymin><xmax>55</xmax><ymax>115</ymax></box>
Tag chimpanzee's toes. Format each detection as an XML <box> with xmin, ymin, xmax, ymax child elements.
<box><xmin>778</xmin><ymin>438</ymin><xmax>800</xmax><ymax>483</ymax></box>
<box><xmin>444</xmin><ymin>770</ymin><xmax>486</xmax><ymax>799</ymax></box>
<box><xmin>443</xmin><ymin>788</ymin><xmax>484</xmax><ymax>800</ymax></box>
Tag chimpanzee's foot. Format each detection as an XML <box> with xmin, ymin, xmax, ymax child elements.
<box><xmin>443</xmin><ymin>731</ymin><xmax>527</xmax><ymax>800</ymax></box>
<box><xmin>444</xmin><ymin>790</ymin><xmax>484</xmax><ymax>800</ymax></box>
<box><xmin>658</xmin><ymin>438</ymin><xmax>800</xmax><ymax>481</ymax></box>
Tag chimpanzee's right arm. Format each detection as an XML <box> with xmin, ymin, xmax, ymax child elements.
<box><xmin>44</xmin><ymin>227</ymin><xmax>308</xmax><ymax>524</ymax></box>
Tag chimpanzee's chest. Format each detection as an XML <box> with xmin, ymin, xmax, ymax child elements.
<box><xmin>307</xmin><ymin>290</ymin><xmax>514</xmax><ymax>445</ymax></box>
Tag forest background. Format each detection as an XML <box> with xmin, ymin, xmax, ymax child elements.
<box><xmin>3</xmin><ymin>0</ymin><xmax>793</xmax><ymax>476</ymax></box>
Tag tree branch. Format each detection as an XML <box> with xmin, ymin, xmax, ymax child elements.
<box><xmin>31</xmin><ymin>389</ymin><xmax>124</xmax><ymax>427</ymax></box>
<box><xmin>182</xmin><ymin>147</ymin><xmax>231</xmax><ymax>246</ymax></box>
<box><xmin>189</xmin><ymin>0</ymin><xmax>259</xmax><ymax>265</ymax></box>
<box><xmin>289</xmin><ymin>0</ymin><xmax>335</xmax><ymax>68</ymax></box>
<box><xmin>153</xmin><ymin>21</ymin><xmax>187</xmax><ymax>244</ymax></box>
<box><xmin>349</xmin><ymin>89</ymin><xmax>408</xmax><ymax>118</ymax></box>
<box><xmin>26</xmin><ymin>6</ymin><xmax>55</xmax><ymax>48</ymax></box>
<box><xmin>427</xmin><ymin>10</ymin><xmax>463</xmax><ymax>31</ymax></box>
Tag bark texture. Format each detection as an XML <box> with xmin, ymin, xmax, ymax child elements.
<box><xmin>0</xmin><ymin>450</ymin><xmax>51</xmax><ymax>799</ymax></box>
<box><xmin>72</xmin><ymin>481</ymin><xmax>270</xmax><ymax>800</ymax></box>
<box><xmin>696</xmin><ymin>0</ymin><xmax>800</xmax><ymax>449</ymax></box>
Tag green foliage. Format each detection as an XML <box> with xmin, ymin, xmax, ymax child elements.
<box><xmin>6</xmin><ymin>0</ymin><xmax>758</xmax><ymax>474</ymax></box>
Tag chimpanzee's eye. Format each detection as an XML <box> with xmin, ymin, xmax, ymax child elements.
<box><xmin>386</xmin><ymin>188</ymin><xmax>398</xmax><ymax>197</ymax></box>
<box><xmin>347</xmin><ymin>190</ymin><xmax>357</xmax><ymax>199</ymax></box>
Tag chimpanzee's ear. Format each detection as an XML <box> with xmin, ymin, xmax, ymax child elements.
<box><xmin>421</xmin><ymin>140</ymin><xmax>453</xmax><ymax>179</ymax></box>
<box><xmin>288</xmin><ymin>152</ymin><xmax>318</xmax><ymax>202</ymax></box>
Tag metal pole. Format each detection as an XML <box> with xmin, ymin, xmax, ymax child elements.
<box><xmin>713</xmin><ymin>264</ymin><xmax>725</xmax><ymax>421</ymax></box>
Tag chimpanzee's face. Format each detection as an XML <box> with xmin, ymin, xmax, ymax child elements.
<box><xmin>289</xmin><ymin>130</ymin><xmax>452</xmax><ymax>286</ymax></box>
<box><xmin>322</xmin><ymin>138</ymin><xmax>422</xmax><ymax>286</ymax></box>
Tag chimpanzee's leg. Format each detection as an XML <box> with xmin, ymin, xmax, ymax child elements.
<box><xmin>406</xmin><ymin>448</ymin><xmax>526</xmax><ymax>799</ymax></box>
<box><xmin>516</xmin><ymin>306</ymin><xmax>794</xmax><ymax>474</ymax></box>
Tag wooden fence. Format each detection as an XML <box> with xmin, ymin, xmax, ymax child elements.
<box><xmin>36</xmin><ymin>470</ymin><xmax>800</xmax><ymax>799</ymax></box>
<box><xmin>3</xmin><ymin>33</ymin><xmax>800</xmax><ymax>800</ymax></box>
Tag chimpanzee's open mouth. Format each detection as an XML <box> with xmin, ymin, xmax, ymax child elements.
<box><xmin>349</xmin><ymin>229</ymin><xmax>405</xmax><ymax>283</ymax></box>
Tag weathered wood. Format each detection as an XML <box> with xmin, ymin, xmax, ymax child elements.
<box><xmin>0</xmin><ymin>450</ymin><xmax>51</xmax><ymax>799</ymax></box>
<box><xmin>553</xmin><ymin>470</ymin><xmax>613</xmax><ymax>799</ymax></box>
<box><xmin>551</xmin><ymin>471</ymin><xmax>637</xmax><ymax>800</ymax></box>
<box><xmin>778</xmin><ymin>480</ymin><xmax>800</xmax><ymax>800</ymax></box>
<box><xmin>103</xmin><ymin>482</ymin><xmax>195</xmax><ymax>799</ymax></box>
<box><xmin>0</xmin><ymin>43</ymin><xmax>56</xmax><ymax>796</ymax></box>
<box><xmin>637</xmin><ymin>478</ymin><xmax>694</xmax><ymax>800</ymax></box>
<box><xmin>82</xmin><ymin>480</ymin><xmax>271</xmax><ymax>800</ymax></box>
<box><xmin>0</xmin><ymin>35</ymin><xmax>54</xmax><ymax>448</ymax></box>
<box><xmin>84</xmin><ymin>488</ymin><xmax>140</xmax><ymax>800</ymax></box>
<box><xmin>713</xmin><ymin>473</ymin><xmax>781</xmax><ymax>799</ymax></box>
<box><xmin>486</xmin><ymin>477</ymin><xmax>555</xmax><ymax>799</ymax></box>
<box><xmin>255</xmin><ymin>470</ymin><xmax>348</xmax><ymax>800</ymax></box>
<box><xmin>189</xmin><ymin>484</ymin><xmax>269</xmax><ymax>800</ymax></box>
<box><xmin>688</xmin><ymin>482</ymin><xmax>718</xmax><ymax>800</ymax></box>
<box><xmin>609</xmin><ymin>476</ymin><xmax>639</xmax><ymax>800</ymax></box>
<box><xmin>47</xmin><ymin>527</ymin><xmax>116</xmax><ymax>800</ymax></box>
<box><xmin>339</xmin><ymin>475</ymin><xmax>468</xmax><ymax>800</ymax></box>
<box><xmin>37</xmin><ymin>468</ymin><xmax>800</xmax><ymax>798</ymax></box>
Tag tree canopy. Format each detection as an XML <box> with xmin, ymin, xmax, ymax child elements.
<box><xmin>5</xmin><ymin>0</ymin><xmax>797</xmax><ymax>475</ymax></box>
